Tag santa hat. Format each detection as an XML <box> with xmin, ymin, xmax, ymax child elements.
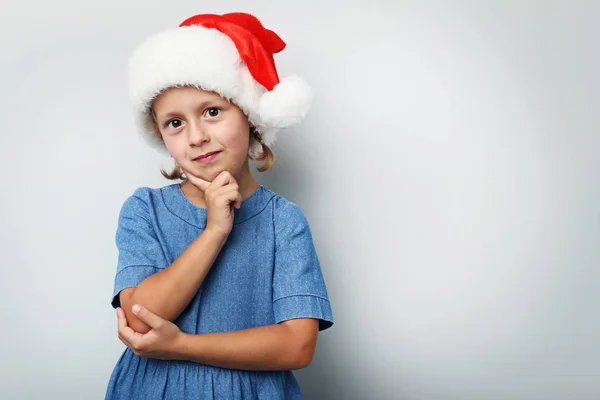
<box><xmin>128</xmin><ymin>12</ymin><xmax>313</xmax><ymax>154</ymax></box>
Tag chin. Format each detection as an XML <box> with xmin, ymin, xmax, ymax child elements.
<box><xmin>187</xmin><ymin>166</ymin><xmax>224</xmax><ymax>182</ymax></box>
<box><xmin>186</xmin><ymin>158</ymin><xmax>243</xmax><ymax>182</ymax></box>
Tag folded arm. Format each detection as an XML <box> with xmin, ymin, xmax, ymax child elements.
<box><xmin>119</xmin><ymin>227</ymin><xmax>227</xmax><ymax>334</ymax></box>
<box><xmin>176</xmin><ymin>318</ymin><xmax>319</xmax><ymax>370</ymax></box>
<box><xmin>117</xmin><ymin>305</ymin><xmax>319</xmax><ymax>371</ymax></box>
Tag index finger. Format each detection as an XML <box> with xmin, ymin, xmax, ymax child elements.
<box><xmin>182</xmin><ymin>169</ymin><xmax>211</xmax><ymax>191</ymax></box>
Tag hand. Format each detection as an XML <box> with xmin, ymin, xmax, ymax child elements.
<box><xmin>116</xmin><ymin>305</ymin><xmax>185</xmax><ymax>360</ymax></box>
<box><xmin>182</xmin><ymin>170</ymin><xmax>243</xmax><ymax>237</ymax></box>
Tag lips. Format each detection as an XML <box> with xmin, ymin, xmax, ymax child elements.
<box><xmin>193</xmin><ymin>151</ymin><xmax>221</xmax><ymax>165</ymax></box>
<box><xmin>194</xmin><ymin>151</ymin><xmax>220</xmax><ymax>161</ymax></box>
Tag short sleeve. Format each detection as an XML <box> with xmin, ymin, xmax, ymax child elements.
<box><xmin>272</xmin><ymin>201</ymin><xmax>334</xmax><ymax>331</ymax></box>
<box><xmin>110</xmin><ymin>189</ymin><xmax>167</xmax><ymax>308</ymax></box>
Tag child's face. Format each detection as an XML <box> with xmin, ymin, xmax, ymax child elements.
<box><xmin>152</xmin><ymin>86</ymin><xmax>251</xmax><ymax>183</ymax></box>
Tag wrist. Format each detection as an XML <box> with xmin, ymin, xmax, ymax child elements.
<box><xmin>173</xmin><ymin>332</ymin><xmax>194</xmax><ymax>361</ymax></box>
<box><xmin>204</xmin><ymin>225</ymin><xmax>230</xmax><ymax>242</ymax></box>
<box><xmin>173</xmin><ymin>333</ymin><xmax>206</xmax><ymax>363</ymax></box>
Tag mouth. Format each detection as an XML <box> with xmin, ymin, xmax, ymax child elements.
<box><xmin>193</xmin><ymin>151</ymin><xmax>221</xmax><ymax>164</ymax></box>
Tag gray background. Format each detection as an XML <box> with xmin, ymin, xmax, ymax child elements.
<box><xmin>1</xmin><ymin>0</ymin><xmax>599</xmax><ymax>399</ymax></box>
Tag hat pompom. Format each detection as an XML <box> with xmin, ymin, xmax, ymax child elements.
<box><xmin>258</xmin><ymin>75</ymin><xmax>313</xmax><ymax>130</ymax></box>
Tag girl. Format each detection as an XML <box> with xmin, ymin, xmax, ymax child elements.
<box><xmin>105</xmin><ymin>12</ymin><xmax>334</xmax><ymax>400</ymax></box>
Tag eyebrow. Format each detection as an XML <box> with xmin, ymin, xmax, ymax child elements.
<box><xmin>155</xmin><ymin>98</ymin><xmax>226</xmax><ymax>120</ymax></box>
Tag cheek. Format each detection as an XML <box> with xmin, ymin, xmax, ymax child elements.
<box><xmin>163</xmin><ymin>137</ymin><xmax>186</xmax><ymax>162</ymax></box>
<box><xmin>230</xmin><ymin>136</ymin><xmax>250</xmax><ymax>165</ymax></box>
<box><xmin>227</xmin><ymin>127</ymin><xmax>250</xmax><ymax>150</ymax></box>
<box><xmin>218</xmin><ymin>128</ymin><xmax>248</xmax><ymax>156</ymax></box>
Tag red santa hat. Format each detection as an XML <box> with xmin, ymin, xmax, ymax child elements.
<box><xmin>128</xmin><ymin>12</ymin><xmax>313</xmax><ymax>154</ymax></box>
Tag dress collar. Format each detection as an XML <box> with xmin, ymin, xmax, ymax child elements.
<box><xmin>160</xmin><ymin>183</ymin><xmax>274</xmax><ymax>229</ymax></box>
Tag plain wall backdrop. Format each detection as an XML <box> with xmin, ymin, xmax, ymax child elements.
<box><xmin>1</xmin><ymin>0</ymin><xmax>599</xmax><ymax>399</ymax></box>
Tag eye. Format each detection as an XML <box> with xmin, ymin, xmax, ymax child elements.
<box><xmin>204</xmin><ymin>107</ymin><xmax>221</xmax><ymax>119</ymax></box>
<box><xmin>165</xmin><ymin>119</ymin><xmax>183</xmax><ymax>129</ymax></box>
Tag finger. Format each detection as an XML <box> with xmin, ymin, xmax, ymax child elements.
<box><xmin>193</xmin><ymin>177</ymin><xmax>211</xmax><ymax>192</ymax></box>
<box><xmin>132</xmin><ymin>304</ymin><xmax>164</xmax><ymax>330</ymax></box>
<box><xmin>214</xmin><ymin>182</ymin><xmax>240</xmax><ymax>197</ymax></box>
<box><xmin>118</xmin><ymin>332</ymin><xmax>133</xmax><ymax>349</ymax></box>
<box><xmin>183</xmin><ymin>169</ymin><xmax>211</xmax><ymax>191</ymax></box>
<box><xmin>215</xmin><ymin>185</ymin><xmax>243</xmax><ymax>208</ymax></box>
<box><xmin>117</xmin><ymin>308</ymin><xmax>138</xmax><ymax>344</ymax></box>
<box><xmin>225</xmin><ymin>188</ymin><xmax>243</xmax><ymax>209</ymax></box>
<box><xmin>210</xmin><ymin>170</ymin><xmax>236</xmax><ymax>188</ymax></box>
<box><xmin>235</xmin><ymin>192</ymin><xmax>243</xmax><ymax>209</ymax></box>
<box><xmin>117</xmin><ymin>307</ymin><xmax>130</xmax><ymax>332</ymax></box>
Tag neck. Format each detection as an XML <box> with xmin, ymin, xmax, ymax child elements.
<box><xmin>232</xmin><ymin>161</ymin><xmax>260</xmax><ymax>199</ymax></box>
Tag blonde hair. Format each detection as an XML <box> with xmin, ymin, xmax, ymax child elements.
<box><xmin>158</xmin><ymin>126</ymin><xmax>275</xmax><ymax>180</ymax></box>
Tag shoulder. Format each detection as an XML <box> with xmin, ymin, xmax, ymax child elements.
<box><xmin>263</xmin><ymin>188</ymin><xmax>308</xmax><ymax>225</ymax></box>
<box><xmin>262</xmin><ymin>188</ymin><xmax>312</xmax><ymax>241</ymax></box>
<box><xmin>118</xmin><ymin>184</ymin><xmax>175</xmax><ymax>218</ymax></box>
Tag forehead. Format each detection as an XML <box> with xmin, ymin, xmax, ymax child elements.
<box><xmin>152</xmin><ymin>86</ymin><xmax>226</xmax><ymax>112</ymax></box>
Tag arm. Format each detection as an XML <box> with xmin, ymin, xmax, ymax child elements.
<box><xmin>119</xmin><ymin>171</ymin><xmax>242</xmax><ymax>334</ymax></box>
<box><xmin>120</xmin><ymin>227</ymin><xmax>227</xmax><ymax>334</ymax></box>
<box><xmin>176</xmin><ymin>318</ymin><xmax>319</xmax><ymax>370</ymax></box>
<box><xmin>117</xmin><ymin>305</ymin><xmax>320</xmax><ymax>371</ymax></box>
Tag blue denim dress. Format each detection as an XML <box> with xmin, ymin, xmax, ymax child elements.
<box><xmin>105</xmin><ymin>184</ymin><xmax>334</xmax><ymax>399</ymax></box>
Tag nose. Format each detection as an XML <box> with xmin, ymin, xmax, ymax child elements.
<box><xmin>187</xmin><ymin>121</ymin><xmax>209</xmax><ymax>147</ymax></box>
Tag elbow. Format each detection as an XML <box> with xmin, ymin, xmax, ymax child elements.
<box><xmin>291</xmin><ymin>337</ymin><xmax>317</xmax><ymax>370</ymax></box>
<box><xmin>119</xmin><ymin>288</ymin><xmax>152</xmax><ymax>335</ymax></box>
<box><xmin>280</xmin><ymin>319</ymin><xmax>319</xmax><ymax>370</ymax></box>
<box><xmin>293</xmin><ymin>349</ymin><xmax>315</xmax><ymax>370</ymax></box>
<box><xmin>127</xmin><ymin>312</ymin><xmax>152</xmax><ymax>335</ymax></box>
